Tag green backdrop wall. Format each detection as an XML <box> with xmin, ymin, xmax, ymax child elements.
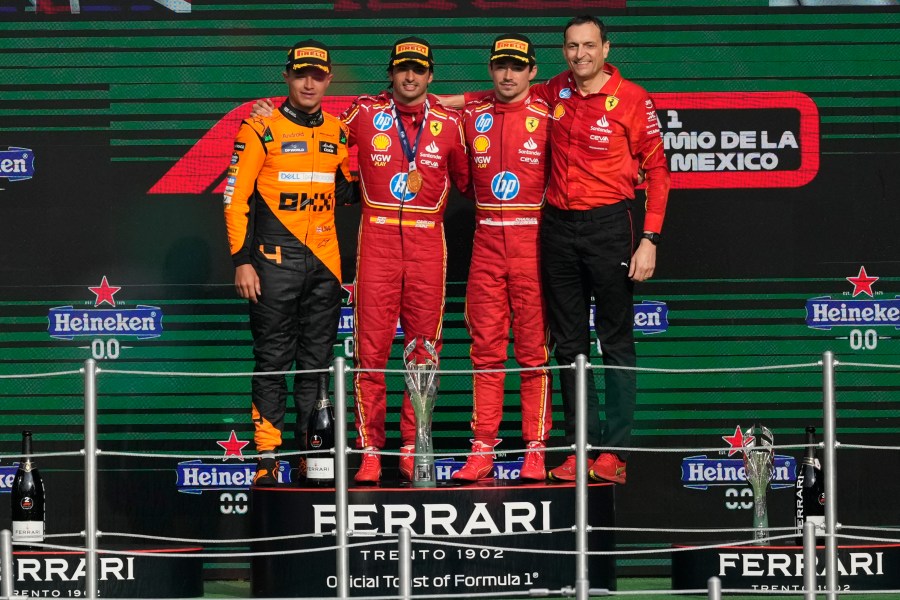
<box><xmin>1</xmin><ymin>0</ymin><xmax>898</xmax><ymax>578</ymax></box>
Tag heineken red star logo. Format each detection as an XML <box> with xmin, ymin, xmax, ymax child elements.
<box><xmin>217</xmin><ymin>430</ymin><xmax>250</xmax><ymax>460</ymax></box>
<box><xmin>88</xmin><ymin>276</ymin><xmax>121</xmax><ymax>307</ymax></box>
<box><xmin>846</xmin><ymin>266</ymin><xmax>879</xmax><ymax>298</ymax></box>
<box><xmin>722</xmin><ymin>425</ymin><xmax>752</xmax><ymax>457</ymax></box>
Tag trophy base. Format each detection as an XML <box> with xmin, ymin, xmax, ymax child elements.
<box><xmin>251</xmin><ymin>482</ymin><xmax>617</xmax><ymax>597</ymax></box>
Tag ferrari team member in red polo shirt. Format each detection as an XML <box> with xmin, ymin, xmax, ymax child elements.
<box><xmin>533</xmin><ymin>16</ymin><xmax>670</xmax><ymax>484</ymax></box>
<box><xmin>452</xmin><ymin>34</ymin><xmax>553</xmax><ymax>483</ymax></box>
<box><xmin>341</xmin><ymin>38</ymin><xmax>469</xmax><ymax>484</ymax></box>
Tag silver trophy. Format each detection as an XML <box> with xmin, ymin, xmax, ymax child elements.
<box><xmin>403</xmin><ymin>338</ymin><xmax>439</xmax><ymax>488</ymax></box>
<box><xmin>742</xmin><ymin>424</ymin><xmax>775</xmax><ymax>545</ymax></box>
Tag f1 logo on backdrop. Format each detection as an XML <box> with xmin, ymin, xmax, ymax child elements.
<box><xmin>148</xmin><ymin>92</ymin><xmax>819</xmax><ymax>195</ymax></box>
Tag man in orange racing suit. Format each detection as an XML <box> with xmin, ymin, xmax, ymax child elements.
<box><xmin>452</xmin><ymin>34</ymin><xmax>552</xmax><ymax>483</ymax></box>
<box><xmin>224</xmin><ymin>40</ymin><xmax>357</xmax><ymax>486</ymax></box>
<box><xmin>341</xmin><ymin>37</ymin><xmax>469</xmax><ymax>484</ymax></box>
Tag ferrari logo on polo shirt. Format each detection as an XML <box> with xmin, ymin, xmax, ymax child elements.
<box><xmin>525</xmin><ymin>116</ymin><xmax>539</xmax><ymax>132</ymax></box>
<box><xmin>605</xmin><ymin>96</ymin><xmax>619</xmax><ymax>111</ymax></box>
<box><xmin>429</xmin><ymin>121</ymin><xmax>442</xmax><ymax>136</ymax></box>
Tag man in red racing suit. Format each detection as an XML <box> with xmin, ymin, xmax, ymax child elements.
<box><xmin>341</xmin><ymin>37</ymin><xmax>469</xmax><ymax>483</ymax></box>
<box><xmin>451</xmin><ymin>34</ymin><xmax>553</xmax><ymax>483</ymax></box>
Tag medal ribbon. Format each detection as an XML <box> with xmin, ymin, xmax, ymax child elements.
<box><xmin>390</xmin><ymin>99</ymin><xmax>430</xmax><ymax>168</ymax></box>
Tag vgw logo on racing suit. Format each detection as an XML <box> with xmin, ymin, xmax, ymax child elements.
<box><xmin>176</xmin><ymin>430</ymin><xmax>291</xmax><ymax>495</ymax></box>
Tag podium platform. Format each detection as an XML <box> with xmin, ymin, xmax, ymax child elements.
<box><xmin>672</xmin><ymin>543</ymin><xmax>900</xmax><ymax>592</ymax></box>
<box><xmin>6</xmin><ymin>546</ymin><xmax>203</xmax><ymax>598</ymax></box>
<box><xmin>251</xmin><ymin>481</ymin><xmax>616</xmax><ymax>597</ymax></box>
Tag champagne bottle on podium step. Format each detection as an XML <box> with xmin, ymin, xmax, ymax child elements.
<box><xmin>306</xmin><ymin>373</ymin><xmax>335</xmax><ymax>486</ymax></box>
<box><xmin>11</xmin><ymin>430</ymin><xmax>46</xmax><ymax>547</ymax></box>
<box><xmin>795</xmin><ymin>426</ymin><xmax>825</xmax><ymax>545</ymax></box>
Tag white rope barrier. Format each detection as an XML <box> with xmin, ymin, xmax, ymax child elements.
<box><xmin>6</xmin><ymin>354</ymin><xmax>900</xmax><ymax>600</ymax></box>
<box><xmin>0</xmin><ymin>369</ymin><xmax>83</xmax><ymax>379</ymax></box>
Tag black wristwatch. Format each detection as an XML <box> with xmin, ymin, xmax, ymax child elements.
<box><xmin>641</xmin><ymin>232</ymin><xmax>661</xmax><ymax>246</ymax></box>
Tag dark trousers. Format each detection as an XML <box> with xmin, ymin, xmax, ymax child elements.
<box><xmin>540</xmin><ymin>203</ymin><xmax>637</xmax><ymax>460</ymax></box>
<box><xmin>250</xmin><ymin>242</ymin><xmax>341</xmax><ymax>453</ymax></box>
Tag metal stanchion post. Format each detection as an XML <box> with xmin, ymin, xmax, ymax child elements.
<box><xmin>803</xmin><ymin>520</ymin><xmax>817</xmax><ymax>600</ymax></box>
<box><xmin>821</xmin><ymin>351</ymin><xmax>838</xmax><ymax>600</ymax></box>
<box><xmin>1</xmin><ymin>529</ymin><xmax>14</xmax><ymax>599</ymax></box>
<box><xmin>83</xmin><ymin>359</ymin><xmax>98</xmax><ymax>600</ymax></box>
<box><xmin>707</xmin><ymin>575</ymin><xmax>722</xmax><ymax>600</ymax></box>
<box><xmin>333</xmin><ymin>357</ymin><xmax>350</xmax><ymax>600</ymax></box>
<box><xmin>574</xmin><ymin>354</ymin><xmax>589</xmax><ymax>600</ymax></box>
<box><xmin>398</xmin><ymin>527</ymin><xmax>412</xmax><ymax>600</ymax></box>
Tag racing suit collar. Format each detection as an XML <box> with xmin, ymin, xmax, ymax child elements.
<box><xmin>493</xmin><ymin>95</ymin><xmax>527</xmax><ymax>113</ymax></box>
<box><xmin>279</xmin><ymin>100</ymin><xmax>325</xmax><ymax>127</ymax></box>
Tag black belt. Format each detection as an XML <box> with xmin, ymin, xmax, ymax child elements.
<box><xmin>545</xmin><ymin>200</ymin><xmax>631</xmax><ymax>221</ymax></box>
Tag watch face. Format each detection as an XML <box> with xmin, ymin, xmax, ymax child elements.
<box><xmin>643</xmin><ymin>233</ymin><xmax>660</xmax><ymax>245</ymax></box>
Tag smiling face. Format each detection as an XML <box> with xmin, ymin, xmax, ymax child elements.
<box><xmin>563</xmin><ymin>21</ymin><xmax>610</xmax><ymax>87</ymax></box>
<box><xmin>388</xmin><ymin>62</ymin><xmax>433</xmax><ymax>106</ymax></box>
<box><xmin>489</xmin><ymin>59</ymin><xmax>537</xmax><ymax>104</ymax></box>
<box><xmin>283</xmin><ymin>67</ymin><xmax>332</xmax><ymax>113</ymax></box>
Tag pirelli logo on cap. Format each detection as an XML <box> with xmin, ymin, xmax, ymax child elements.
<box><xmin>396</xmin><ymin>42</ymin><xmax>429</xmax><ymax>57</ymax></box>
<box><xmin>494</xmin><ymin>39</ymin><xmax>529</xmax><ymax>54</ymax></box>
<box><xmin>295</xmin><ymin>47</ymin><xmax>328</xmax><ymax>61</ymax></box>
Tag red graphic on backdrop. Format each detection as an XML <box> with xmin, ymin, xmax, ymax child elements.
<box><xmin>334</xmin><ymin>0</ymin><xmax>624</xmax><ymax>10</ymax></box>
<box><xmin>846</xmin><ymin>266</ymin><xmax>879</xmax><ymax>298</ymax></box>
<box><xmin>150</xmin><ymin>91</ymin><xmax>819</xmax><ymax>194</ymax></box>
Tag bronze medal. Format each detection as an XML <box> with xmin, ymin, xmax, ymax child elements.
<box><xmin>407</xmin><ymin>168</ymin><xmax>423</xmax><ymax>193</ymax></box>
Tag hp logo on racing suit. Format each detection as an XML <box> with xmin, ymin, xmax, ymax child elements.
<box><xmin>373</xmin><ymin>112</ymin><xmax>394</xmax><ymax>131</ymax></box>
<box><xmin>490</xmin><ymin>171</ymin><xmax>520</xmax><ymax>201</ymax></box>
<box><xmin>474</xmin><ymin>113</ymin><xmax>494</xmax><ymax>133</ymax></box>
<box><xmin>390</xmin><ymin>172</ymin><xmax>418</xmax><ymax>202</ymax></box>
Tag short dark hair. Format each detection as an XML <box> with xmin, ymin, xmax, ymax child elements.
<box><xmin>563</xmin><ymin>15</ymin><xmax>608</xmax><ymax>43</ymax></box>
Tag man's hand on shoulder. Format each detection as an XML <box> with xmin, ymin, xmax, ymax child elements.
<box><xmin>250</xmin><ymin>98</ymin><xmax>276</xmax><ymax>118</ymax></box>
<box><xmin>435</xmin><ymin>94</ymin><xmax>464</xmax><ymax>109</ymax></box>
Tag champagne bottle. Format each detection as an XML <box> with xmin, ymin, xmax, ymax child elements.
<box><xmin>795</xmin><ymin>426</ymin><xmax>825</xmax><ymax>544</ymax></box>
<box><xmin>306</xmin><ymin>373</ymin><xmax>335</xmax><ymax>486</ymax></box>
<box><xmin>11</xmin><ymin>430</ymin><xmax>46</xmax><ymax>546</ymax></box>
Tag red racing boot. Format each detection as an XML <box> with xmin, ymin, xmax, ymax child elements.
<box><xmin>519</xmin><ymin>441</ymin><xmax>547</xmax><ymax>481</ymax></box>
<box><xmin>399</xmin><ymin>444</ymin><xmax>415</xmax><ymax>481</ymax></box>
<box><xmin>451</xmin><ymin>440</ymin><xmax>496</xmax><ymax>483</ymax></box>
<box><xmin>354</xmin><ymin>448</ymin><xmax>382</xmax><ymax>484</ymax></box>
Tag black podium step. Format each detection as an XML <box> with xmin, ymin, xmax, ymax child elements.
<box><xmin>251</xmin><ymin>481</ymin><xmax>617</xmax><ymax>597</ymax></box>
<box><xmin>7</xmin><ymin>546</ymin><xmax>203</xmax><ymax>598</ymax></box>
